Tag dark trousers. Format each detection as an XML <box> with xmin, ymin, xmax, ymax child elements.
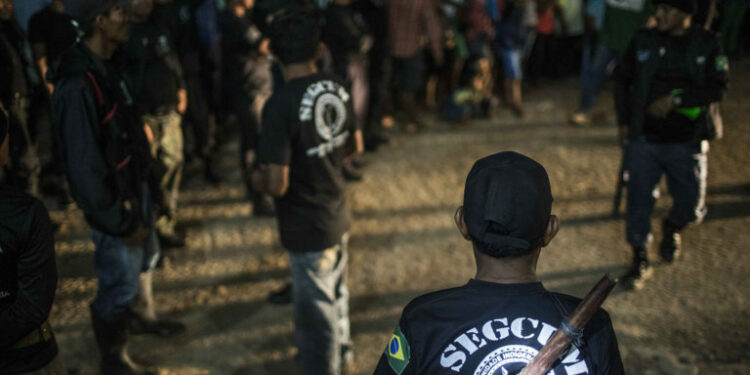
<box><xmin>626</xmin><ymin>140</ymin><xmax>708</xmax><ymax>247</ymax></box>
<box><xmin>182</xmin><ymin>75</ymin><xmax>216</xmax><ymax>161</ymax></box>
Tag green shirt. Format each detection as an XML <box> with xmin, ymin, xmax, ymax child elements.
<box><xmin>599</xmin><ymin>0</ymin><xmax>654</xmax><ymax>53</ymax></box>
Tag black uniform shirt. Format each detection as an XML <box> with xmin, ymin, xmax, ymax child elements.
<box><xmin>257</xmin><ymin>73</ymin><xmax>355</xmax><ymax>252</ymax></box>
<box><xmin>217</xmin><ymin>10</ymin><xmax>271</xmax><ymax>97</ymax></box>
<box><xmin>27</xmin><ymin>6</ymin><xmax>78</xmax><ymax>65</ymax></box>
<box><xmin>373</xmin><ymin>280</ymin><xmax>625</xmax><ymax>375</ymax></box>
<box><xmin>643</xmin><ymin>33</ymin><xmax>697</xmax><ymax>143</ymax></box>
<box><xmin>0</xmin><ymin>185</ymin><xmax>58</xmax><ymax>373</ymax></box>
<box><xmin>154</xmin><ymin>0</ymin><xmax>202</xmax><ymax>76</ymax></box>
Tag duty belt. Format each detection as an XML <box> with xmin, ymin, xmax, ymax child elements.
<box><xmin>10</xmin><ymin>320</ymin><xmax>53</xmax><ymax>349</ymax></box>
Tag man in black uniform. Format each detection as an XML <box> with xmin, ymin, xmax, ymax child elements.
<box><xmin>373</xmin><ymin>152</ymin><xmax>625</xmax><ymax>375</ymax></box>
<box><xmin>614</xmin><ymin>0</ymin><xmax>728</xmax><ymax>290</ymax></box>
<box><xmin>0</xmin><ymin>105</ymin><xmax>65</xmax><ymax>374</ymax></box>
<box><xmin>218</xmin><ymin>0</ymin><xmax>275</xmax><ymax>216</ymax></box>
<box><xmin>117</xmin><ymin>0</ymin><xmax>187</xmax><ymax>248</ymax></box>
<box><xmin>0</xmin><ymin>0</ymin><xmax>41</xmax><ymax>197</ymax></box>
<box><xmin>49</xmin><ymin>1</ymin><xmax>184</xmax><ymax>373</ymax></box>
<box><xmin>153</xmin><ymin>0</ymin><xmax>221</xmax><ymax>184</ymax></box>
<box><xmin>251</xmin><ymin>7</ymin><xmax>362</xmax><ymax>375</ymax></box>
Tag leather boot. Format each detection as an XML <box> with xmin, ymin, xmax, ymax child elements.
<box><xmin>91</xmin><ymin>308</ymin><xmax>156</xmax><ymax>375</ymax></box>
<box><xmin>622</xmin><ymin>246</ymin><xmax>652</xmax><ymax>291</ymax></box>
<box><xmin>129</xmin><ymin>272</ymin><xmax>186</xmax><ymax>337</ymax></box>
<box><xmin>659</xmin><ymin>219</ymin><xmax>682</xmax><ymax>263</ymax></box>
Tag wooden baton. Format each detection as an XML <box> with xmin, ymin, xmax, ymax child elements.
<box><xmin>518</xmin><ymin>273</ymin><xmax>618</xmax><ymax>375</ymax></box>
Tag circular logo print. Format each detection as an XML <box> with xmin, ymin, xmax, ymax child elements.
<box><xmin>314</xmin><ymin>92</ymin><xmax>347</xmax><ymax>141</ymax></box>
<box><xmin>473</xmin><ymin>345</ymin><xmax>555</xmax><ymax>375</ymax></box>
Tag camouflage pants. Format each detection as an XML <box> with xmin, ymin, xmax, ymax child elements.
<box><xmin>143</xmin><ymin>111</ymin><xmax>183</xmax><ymax>236</ymax></box>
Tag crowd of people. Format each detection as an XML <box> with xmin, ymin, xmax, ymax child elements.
<box><xmin>0</xmin><ymin>0</ymin><xmax>744</xmax><ymax>374</ymax></box>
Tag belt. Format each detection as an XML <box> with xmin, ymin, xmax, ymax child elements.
<box><xmin>11</xmin><ymin>320</ymin><xmax>53</xmax><ymax>349</ymax></box>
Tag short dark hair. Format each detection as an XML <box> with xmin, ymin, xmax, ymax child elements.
<box><xmin>269</xmin><ymin>8</ymin><xmax>321</xmax><ymax>65</ymax></box>
<box><xmin>472</xmin><ymin>222</ymin><xmax>537</xmax><ymax>258</ymax></box>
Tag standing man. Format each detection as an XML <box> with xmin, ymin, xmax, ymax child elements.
<box><xmin>386</xmin><ymin>0</ymin><xmax>443</xmax><ymax>133</ymax></box>
<box><xmin>49</xmin><ymin>1</ymin><xmax>184</xmax><ymax>373</ymax></box>
<box><xmin>570</xmin><ymin>0</ymin><xmax>654</xmax><ymax>126</ymax></box>
<box><xmin>117</xmin><ymin>0</ymin><xmax>187</xmax><ymax>248</ymax></box>
<box><xmin>0</xmin><ymin>105</ymin><xmax>65</xmax><ymax>375</ymax></box>
<box><xmin>373</xmin><ymin>152</ymin><xmax>625</xmax><ymax>374</ymax></box>
<box><xmin>0</xmin><ymin>0</ymin><xmax>41</xmax><ymax>197</ymax></box>
<box><xmin>614</xmin><ymin>0</ymin><xmax>727</xmax><ymax>290</ymax></box>
<box><xmin>218</xmin><ymin>0</ymin><xmax>275</xmax><ymax>216</ymax></box>
<box><xmin>154</xmin><ymin>0</ymin><xmax>222</xmax><ymax>184</ymax></box>
<box><xmin>251</xmin><ymin>7</ymin><xmax>362</xmax><ymax>375</ymax></box>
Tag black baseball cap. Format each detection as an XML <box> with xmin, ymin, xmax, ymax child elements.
<box><xmin>463</xmin><ymin>152</ymin><xmax>553</xmax><ymax>257</ymax></box>
<box><xmin>64</xmin><ymin>0</ymin><xmax>132</xmax><ymax>25</ymax></box>
<box><xmin>654</xmin><ymin>0</ymin><xmax>698</xmax><ymax>15</ymax></box>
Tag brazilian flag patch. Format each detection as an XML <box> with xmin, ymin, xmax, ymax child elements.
<box><xmin>386</xmin><ymin>325</ymin><xmax>411</xmax><ymax>374</ymax></box>
<box><xmin>716</xmin><ymin>55</ymin><xmax>729</xmax><ymax>72</ymax></box>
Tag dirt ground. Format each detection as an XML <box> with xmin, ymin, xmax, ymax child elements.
<box><xmin>48</xmin><ymin>58</ymin><xmax>750</xmax><ymax>375</ymax></box>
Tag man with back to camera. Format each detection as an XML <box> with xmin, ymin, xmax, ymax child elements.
<box><xmin>48</xmin><ymin>1</ymin><xmax>184</xmax><ymax>373</ymax></box>
<box><xmin>0</xmin><ymin>104</ymin><xmax>66</xmax><ymax>374</ymax></box>
<box><xmin>373</xmin><ymin>152</ymin><xmax>625</xmax><ymax>375</ymax></box>
<box><xmin>250</xmin><ymin>6</ymin><xmax>363</xmax><ymax>375</ymax></box>
<box><xmin>614</xmin><ymin>0</ymin><xmax>728</xmax><ymax>290</ymax></box>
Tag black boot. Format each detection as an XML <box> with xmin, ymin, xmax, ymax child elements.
<box><xmin>129</xmin><ymin>272</ymin><xmax>186</xmax><ymax>338</ymax></box>
<box><xmin>91</xmin><ymin>308</ymin><xmax>157</xmax><ymax>375</ymax></box>
<box><xmin>622</xmin><ymin>246</ymin><xmax>652</xmax><ymax>291</ymax></box>
<box><xmin>659</xmin><ymin>219</ymin><xmax>682</xmax><ymax>263</ymax></box>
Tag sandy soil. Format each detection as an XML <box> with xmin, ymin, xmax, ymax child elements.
<box><xmin>48</xmin><ymin>59</ymin><xmax>750</xmax><ymax>375</ymax></box>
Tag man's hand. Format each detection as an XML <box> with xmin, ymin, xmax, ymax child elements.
<box><xmin>122</xmin><ymin>224</ymin><xmax>149</xmax><ymax>247</ymax></box>
<box><xmin>647</xmin><ymin>95</ymin><xmax>674</xmax><ymax>118</ymax></box>
<box><xmin>251</xmin><ymin>164</ymin><xmax>267</xmax><ymax>194</ymax></box>
<box><xmin>177</xmin><ymin>89</ymin><xmax>188</xmax><ymax>114</ymax></box>
<box><xmin>618</xmin><ymin>125</ymin><xmax>629</xmax><ymax>149</ymax></box>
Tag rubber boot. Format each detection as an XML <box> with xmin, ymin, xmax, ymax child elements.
<box><xmin>90</xmin><ymin>308</ymin><xmax>156</xmax><ymax>375</ymax></box>
<box><xmin>659</xmin><ymin>219</ymin><xmax>682</xmax><ymax>263</ymax></box>
<box><xmin>622</xmin><ymin>246</ymin><xmax>652</xmax><ymax>291</ymax></box>
<box><xmin>129</xmin><ymin>272</ymin><xmax>186</xmax><ymax>337</ymax></box>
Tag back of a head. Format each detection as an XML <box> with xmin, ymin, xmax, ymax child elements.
<box><xmin>268</xmin><ymin>5</ymin><xmax>321</xmax><ymax>65</ymax></box>
<box><xmin>463</xmin><ymin>152</ymin><xmax>553</xmax><ymax>258</ymax></box>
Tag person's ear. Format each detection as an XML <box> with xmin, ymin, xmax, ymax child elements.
<box><xmin>316</xmin><ymin>42</ymin><xmax>325</xmax><ymax>60</ymax></box>
<box><xmin>541</xmin><ymin>215</ymin><xmax>559</xmax><ymax>247</ymax></box>
<box><xmin>455</xmin><ymin>206</ymin><xmax>471</xmax><ymax>241</ymax></box>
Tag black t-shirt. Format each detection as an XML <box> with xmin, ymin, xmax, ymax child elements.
<box><xmin>27</xmin><ymin>7</ymin><xmax>77</xmax><ymax>65</ymax></box>
<box><xmin>644</xmin><ymin>34</ymin><xmax>700</xmax><ymax>143</ymax></box>
<box><xmin>257</xmin><ymin>73</ymin><xmax>355</xmax><ymax>252</ymax></box>
<box><xmin>373</xmin><ymin>280</ymin><xmax>625</xmax><ymax>375</ymax></box>
<box><xmin>217</xmin><ymin>10</ymin><xmax>271</xmax><ymax>97</ymax></box>
<box><xmin>0</xmin><ymin>185</ymin><xmax>58</xmax><ymax>373</ymax></box>
<box><xmin>154</xmin><ymin>0</ymin><xmax>203</xmax><ymax>76</ymax></box>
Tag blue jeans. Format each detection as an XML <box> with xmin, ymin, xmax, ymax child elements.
<box><xmin>626</xmin><ymin>140</ymin><xmax>708</xmax><ymax>247</ymax></box>
<box><xmin>579</xmin><ymin>43</ymin><xmax>621</xmax><ymax>113</ymax></box>
<box><xmin>289</xmin><ymin>234</ymin><xmax>351</xmax><ymax>375</ymax></box>
<box><xmin>90</xmin><ymin>208</ymin><xmax>160</xmax><ymax>318</ymax></box>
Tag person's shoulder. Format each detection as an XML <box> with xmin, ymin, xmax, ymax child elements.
<box><xmin>400</xmin><ymin>285</ymin><xmax>470</xmax><ymax>323</ymax></box>
<box><xmin>689</xmin><ymin>26</ymin><xmax>721</xmax><ymax>44</ymax></box>
<box><xmin>548</xmin><ymin>291</ymin><xmax>614</xmax><ymax>331</ymax></box>
<box><xmin>0</xmin><ymin>186</ymin><xmax>46</xmax><ymax>218</ymax></box>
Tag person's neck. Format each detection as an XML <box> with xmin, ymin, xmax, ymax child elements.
<box><xmin>84</xmin><ymin>34</ymin><xmax>118</xmax><ymax>60</ymax></box>
<box><xmin>283</xmin><ymin>60</ymin><xmax>318</xmax><ymax>81</ymax></box>
<box><xmin>669</xmin><ymin>20</ymin><xmax>691</xmax><ymax>36</ymax></box>
<box><xmin>233</xmin><ymin>4</ymin><xmax>246</xmax><ymax>17</ymax></box>
<box><xmin>474</xmin><ymin>248</ymin><xmax>539</xmax><ymax>284</ymax></box>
